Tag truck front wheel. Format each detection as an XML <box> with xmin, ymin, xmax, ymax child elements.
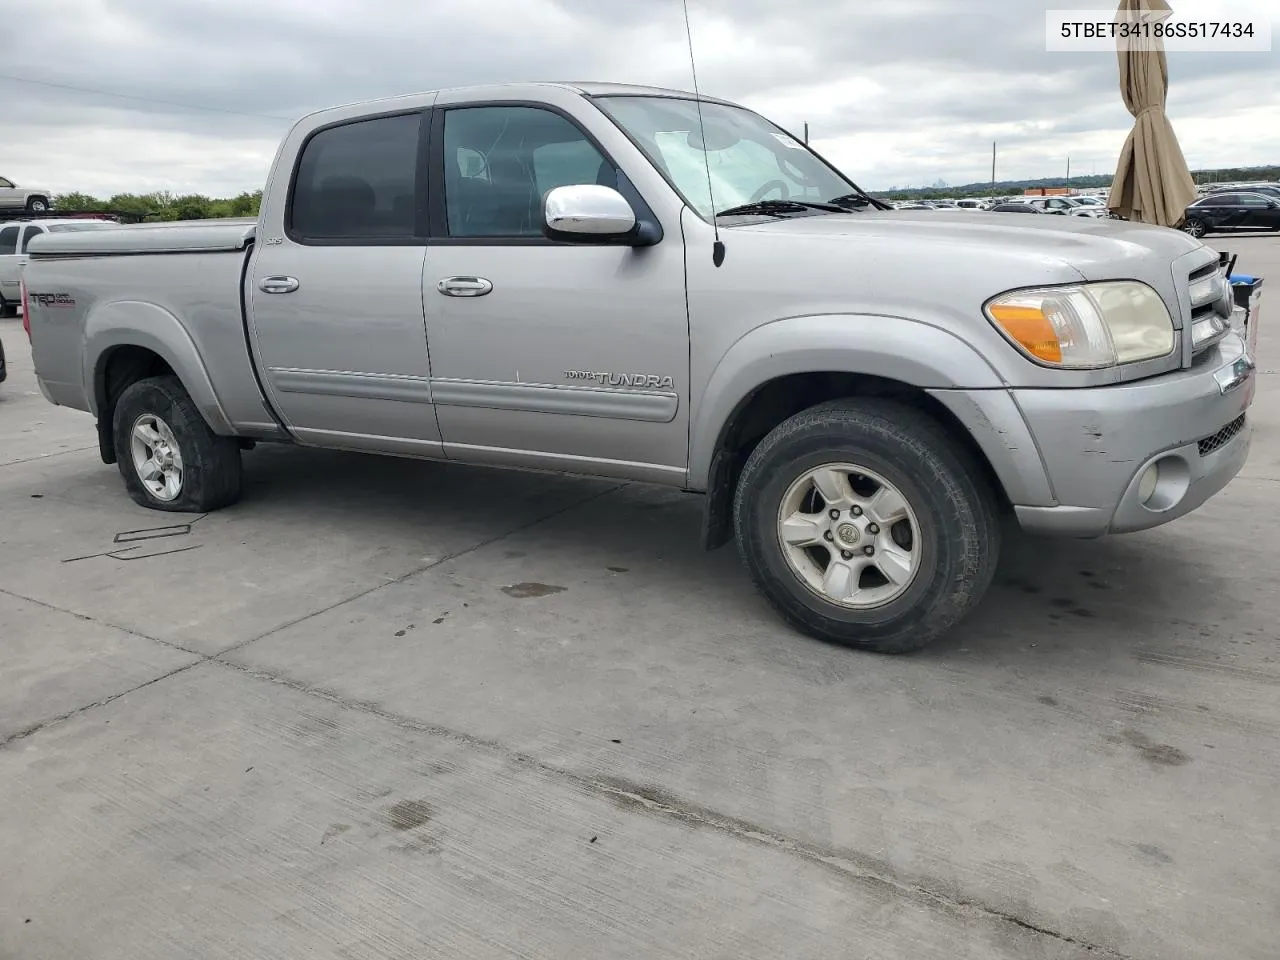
<box><xmin>112</xmin><ymin>375</ymin><xmax>243</xmax><ymax>512</ymax></box>
<box><xmin>733</xmin><ymin>399</ymin><xmax>1000</xmax><ymax>654</ymax></box>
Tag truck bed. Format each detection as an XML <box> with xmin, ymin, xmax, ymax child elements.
<box><xmin>24</xmin><ymin>217</ymin><xmax>283</xmax><ymax>440</ymax></box>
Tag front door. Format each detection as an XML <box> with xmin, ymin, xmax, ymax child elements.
<box><xmin>422</xmin><ymin>103</ymin><xmax>689</xmax><ymax>483</ymax></box>
<box><xmin>247</xmin><ymin>109</ymin><xmax>443</xmax><ymax>455</ymax></box>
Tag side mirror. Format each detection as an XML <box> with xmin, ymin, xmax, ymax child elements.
<box><xmin>543</xmin><ymin>185</ymin><xmax>638</xmax><ymax>243</ymax></box>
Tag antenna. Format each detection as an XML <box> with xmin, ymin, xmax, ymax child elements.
<box><xmin>682</xmin><ymin>0</ymin><xmax>725</xmax><ymax>267</ymax></box>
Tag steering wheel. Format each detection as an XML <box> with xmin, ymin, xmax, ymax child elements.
<box><xmin>750</xmin><ymin>179</ymin><xmax>790</xmax><ymax>203</ymax></box>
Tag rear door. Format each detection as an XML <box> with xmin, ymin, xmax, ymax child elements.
<box><xmin>0</xmin><ymin>177</ymin><xmax>18</xmax><ymax>209</ymax></box>
<box><xmin>246</xmin><ymin>109</ymin><xmax>442</xmax><ymax>455</ymax></box>
<box><xmin>1236</xmin><ymin>194</ymin><xmax>1276</xmax><ymax>231</ymax></box>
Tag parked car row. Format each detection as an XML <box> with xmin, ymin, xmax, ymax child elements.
<box><xmin>895</xmin><ymin>195</ymin><xmax>1115</xmax><ymax>219</ymax></box>
<box><xmin>1199</xmin><ymin>180</ymin><xmax>1280</xmax><ymax>198</ymax></box>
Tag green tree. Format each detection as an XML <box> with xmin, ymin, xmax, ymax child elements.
<box><xmin>51</xmin><ymin>191</ymin><xmax>105</xmax><ymax>211</ymax></box>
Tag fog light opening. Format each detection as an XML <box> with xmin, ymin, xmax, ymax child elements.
<box><xmin>1138</xmin><ymin>455</ymin><xmax>1191</xmax><ymax>513</ymax></box>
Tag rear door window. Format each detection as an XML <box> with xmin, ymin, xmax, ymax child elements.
<box><xmin>289</xmin><ymin>112</ymin><xmax>423</xmax><ymax>242</ymax></box>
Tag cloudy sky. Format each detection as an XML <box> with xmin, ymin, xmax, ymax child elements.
<box><xmin>1</xmin><ymin>0</ymin><xmax>1276</xmax><ymax>199</ymax></box>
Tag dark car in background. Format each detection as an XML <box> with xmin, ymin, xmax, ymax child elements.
<box><xmin>988</xmin><ymin>202</ymin><xmax>1044</xmax><ymax>214</ymax></box>
<box><xmin>1182</xmin><ymin>192</ymin><xmax>1280</xmax><ymax>238</ymax></box>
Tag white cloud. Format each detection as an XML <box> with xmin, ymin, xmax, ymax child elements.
<box><xmin>0</xmin><ymin>0</ymin><xmax>1275</xmax><ymax>198</ymax></box>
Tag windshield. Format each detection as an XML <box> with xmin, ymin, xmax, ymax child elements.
<box><xmin>593</xmin><ymin>96</ymin><xmax>857</xmax><ymax>219</ymax></box>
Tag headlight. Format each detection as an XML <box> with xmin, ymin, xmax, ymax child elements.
<box><xmin>984</xmin><ymin>281</ymin><xmax>1175</xmax><ymax>368</ymax></box>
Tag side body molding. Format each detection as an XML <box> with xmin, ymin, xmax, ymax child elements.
<box><xmin>83</xmin><ymin>300</ymin><xmax>236</xmax><ymax>436</ymax></box>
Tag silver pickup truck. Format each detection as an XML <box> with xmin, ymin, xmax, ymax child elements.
<box><xmin>24</xmin><ymin>82</ymin><xmax>1256</xmax><ymax>653</ymax></box>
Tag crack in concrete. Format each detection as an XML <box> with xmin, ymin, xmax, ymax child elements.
<box><xmin>210</xmin><ymin>657</ymin><xmax>1137</xmax><ymax>960</ymax></box>
<box><xmin>0</xmin><ymin>586</ymin><xmax>205</xmax><ymax>659</ymax></box>
<box><xmin>0</xmin><ymin>444</ymin><xmax>99</xmax><ymax>469</ymax></box>
<box><xmin>0</xmin><ymin>659</ymin><xmax>203</xmax><ymax>749</ymax></box>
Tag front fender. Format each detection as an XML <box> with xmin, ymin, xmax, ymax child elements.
<box><xmin>84</xmin><ymin>300</ymin><xmax>235</xmax><ymax>435</ymax></box>
<box><xmin>689</xmin><ymin>313</ymin><xmax>1011</xmax><ymax>488</ymax></box>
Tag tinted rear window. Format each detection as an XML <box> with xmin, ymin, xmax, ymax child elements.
<box><xmin>290</xmin><ymin>112</ymin><xmax>422</xmax><ymax>241</ymax></box>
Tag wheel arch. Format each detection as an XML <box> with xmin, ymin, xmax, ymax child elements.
<box><xmin>691</xmin><ymin>315</ymin><xmax>1049</xmax><ymax>551</ymax></box>
<box><xmin>86</xmin><ymin>301</ymin><xmax>236</xmax><ymax>462</ymax></box>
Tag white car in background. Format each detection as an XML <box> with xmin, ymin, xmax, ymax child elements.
<box><xmin>0</xmin><ymin>218</ymin><xmax>117</xmax><ymax>316</ymax></box>
<box><xmin>1071</xmin><ymin>195</ymin><xmax>1108</xmax><ymax>211</ymax></box>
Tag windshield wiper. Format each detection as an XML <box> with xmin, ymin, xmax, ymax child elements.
<box><xmin>715</xmin><ymin>199</ymin><xmax>846</xmax><ymax>218</ymax></box>
<box><xmin>828</xmin><ymin>190</ymin><xmax>892</xmax><ymax>211</ymax></box>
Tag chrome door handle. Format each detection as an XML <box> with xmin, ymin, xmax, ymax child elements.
<box><xmin>259</xmin><ymin>276</ymin><xmax>299</xmax><ymax>295</ymax></box>
<box><xmin>437</xmin><ymin>276</ymin><xmax>493</xmax><ymax>297</ymax></box>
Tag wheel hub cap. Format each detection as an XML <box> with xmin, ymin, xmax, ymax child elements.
<box><xmin>776</xmin><ymin>463</ymin><xmax>921</xmax><ymax>609</ymax></box>
<box><xmin>129</xmin><ymin>414</ymin><xmax>184</xmax><ymax>502</ymax></box>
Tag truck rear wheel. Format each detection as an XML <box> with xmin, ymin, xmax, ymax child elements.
<box><xmin>733</xmin><ymin>399</ymin><xmax>1000</xmax><ymax>654</ymax></box>
<box><xmin>112</xmin><ymin>375</ymin><xmax>242</xmax><ymax>512</ymax></box>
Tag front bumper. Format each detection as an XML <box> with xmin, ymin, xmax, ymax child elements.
<box><xmin>1012</xmin><ymin>332</ymin><xmax>1255</xmax><ymax>537</ymax></box>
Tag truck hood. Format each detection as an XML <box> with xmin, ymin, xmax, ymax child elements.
<box><xmin>740</xmin><ymin>209</ymin><xmax>1211</xmax><ymax>283</ymax></box>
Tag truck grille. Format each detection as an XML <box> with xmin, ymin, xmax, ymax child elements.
<box><xmin>1198</xmin><ymin>414</ymin><xmax>1246</xmax><ymax>457</ymax></box>
<box><xmin>1187</xmin><ymin>262</ymin><xmax>1233</xmax><ymax>358</ymax></box>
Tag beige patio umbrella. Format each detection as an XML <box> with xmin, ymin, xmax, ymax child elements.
<box><xmin>1106</xmin><ymin>0</ymin><xmax>1197</xmax><ymax>226</ymax></box>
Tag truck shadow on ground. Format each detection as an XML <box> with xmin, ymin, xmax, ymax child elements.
<box><xmin>235</xmin><ymin>444</ymin><xmax>1241</xmax><ymax>666</ymax></box>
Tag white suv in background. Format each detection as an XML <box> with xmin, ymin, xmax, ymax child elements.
<box><xmin>0</xmin><ymin>218</ymin><xmax>117</xmax><ymax>316</ymax></box>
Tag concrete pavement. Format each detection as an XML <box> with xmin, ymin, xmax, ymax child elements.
<box><xmin>2</xmin><ymin>235</ymin><xmax>1277</xmax><ymax>960</ymax></box>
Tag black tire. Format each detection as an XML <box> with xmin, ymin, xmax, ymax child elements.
<box><xmin>112</xmin><ymin>375</ymin><xmax>242</xmax><ymax>512</ymax></box>
<box><xmin>733</xmin><ymin>399</ymin><xmax>1000</xmax><ymax>654</ymax></box>
<box><xmin>0</xmin><ymin>295</ymin><xmax>14</xmax><ymax>319</ymax></box>
<box><xmin>25</xmin><ymin>196</ymin><xmax>49</xmax><ymax>213</ymax></box>
<box><xmin>1182</xmin><ymin>218</ymin><xmax>1207</xmax><ymax>239</ymax></box>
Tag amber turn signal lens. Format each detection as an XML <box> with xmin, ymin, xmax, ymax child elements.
<box><xmin>987</xmin><ymin>304</ymin><xmax>1063</xmax><ymax>363</ymax></box>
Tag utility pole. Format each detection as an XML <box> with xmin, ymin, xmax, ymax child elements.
<box><xmin>1066</xmin><ymin>156</ymin><xmax>1071</xmax><ymax>187</ymax></box>
<box><xmin>991</xmin><ymin>141</ymin><xmax>996</xmax><ymax>189</ymax></box>
<box><xmin>803</xmin><ymin>122</ymin><xmax>809</xmax><ymax>144</ymax></box>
